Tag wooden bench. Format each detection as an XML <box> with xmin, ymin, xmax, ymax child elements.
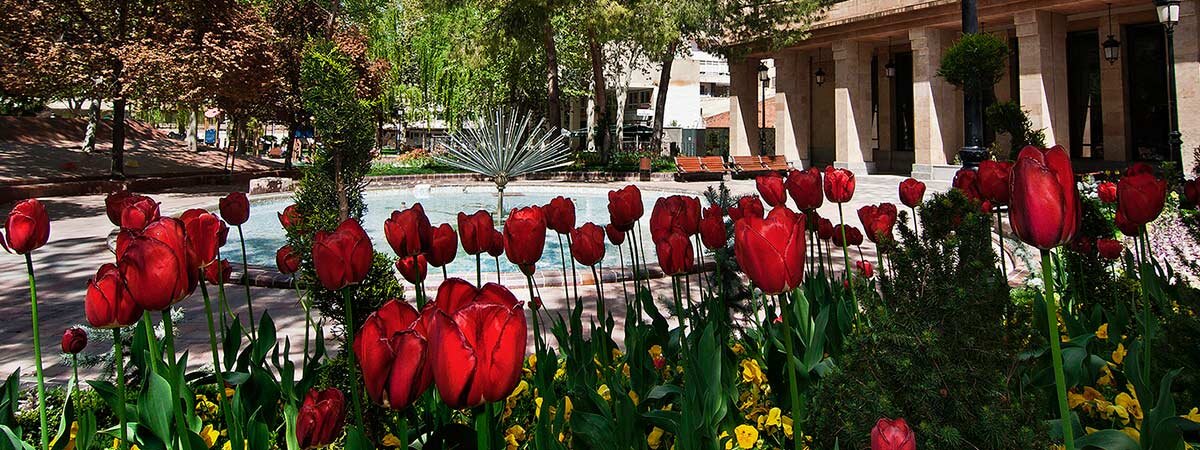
<box><xmin>700</xmin><ymin>156</ymin><xmax>729</xmax><ymax>174</ymax></box>
<box><xmin>762</xmin><ymin>155</ymin><xmax>792</xmax><ymax>173</ymax></box>
<box><xmin>731</xmin><ymin>156</ymin><xmax>770</xmax><ymax>178</ymax></box>
<box><xmin>675</xmin><ymin>156</ymin><xmax>725</xmax><ymax>181</ymax></box>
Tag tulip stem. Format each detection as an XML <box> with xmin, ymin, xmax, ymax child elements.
<box><xmin>495</xmin><ymin>256</ymin><xmax>502</xmax><ymax>284</ymax></box>
<box><xmin>70</xmin><ymin>354</ymin><xmax>79</xmax><ymax>395</ymax></box>
<box><xmin>476</xmin><ymin>254</ymin><xmax>482</xmax><ymax>287</ymax></box>
<box><xmin>910</xmin><ymin>206</ymin><xmax>920</xmax><ymax>239</ymax></box>
<box><xmin>558</xmin><ymin>234</ymin><xmax>570</xmax><ymax>301</ymax></box>
<box><xmin>1040</xmin><ymin>250</ymin><xmax>1074</xmax><ymax>450</ymax></box>
<box><xmin>1136</xmin><ymin>228</ymin><xmax>1153</xmax><ymax>383</ymax></box>
<box><xmin>592</xmin><ymin>265</ymin><xmax>607</xmax><ymax>325</ymax></box>
<box><xmin>778</xmin><ymin>292</ymin><xmax>805</xmax><ymax>450</ymax></box>
<box><xmin>340</xmin><ymin>288</ymin><xmax>366</xmax><ymax>431</ymax></box>
<box><xmin>23</xmin><ymin>255</ymin><xmax>48</xmax><ymax>450</ymax></box>
<box><xmin>237</xmin><ymin>225</ymin><xmax>257</xmax><ymax>339</ymax></box>
<box><xmin>113</xmin><ymin>328</ymin><xmax>128</xmax><ymax>450</ymax></box>
<box><xmin>476</xmin><ymin>403</ymin><xmax>495</xmax><ymax>450</ymax></box>
<box><xmin>566</xmin><ymin>233</ymin><xmax>580</xmax><ymax>303</ymax></box>
<box><xmin>215</xmin><ymin>275</ymin><xmax>230</xmax><ymax>345</ymax></box>
<box><xmin>837</xmin><ymin>204</ymin><xmax>860</xmax><ymax>328</ymax></box>
<box><xmin>198</xmin><ymin>276</ymin><xmax>229</xmax><ymax>411</ymax></box>
<box><xmin>996</xmin><ymin>211</ymin><xmax>1007</xmax><ymax>281</ymax></box>
<box><xmin>617</xmin><ymin>242</ymin><xmax>631</xmax><ymax>315</ymax></box>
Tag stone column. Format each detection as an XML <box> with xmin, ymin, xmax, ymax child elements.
<box><xmin>1176</xmin><ymin>0</ymin><xmax>1200</xmax><ymax>174</ymax></box>
<box><xmin>1016</xmin><ymin>10</ymin><xmax>1070</xmax><ymax>150</ymax></box>
<box><xmin>833</xmin><ymin>40</ymin><xmax>874</xmax><ymax>174</ymax></box>
<box><xmin>774</xmin><ymin>49</ymin><xmax>811</xmax><ymax>166</ymax></box>
<box><xmin>1099</xmin><ymin>19</ymin><xmax>1128</xmax><ymax>162</ymax></box>
<box><xmin>910</xmin><ymin>27</ymin><xmax>961</xmax><ymax>180</ymax></box>
<box><xmin>728</xmin><ymin>59</ymin><xmax>761</xmax><ymax>156</ymax></box>
<box><xmin>877</xmin><ymin>46</ymin><xmax>894</xmax><ymax>169</ymax></box>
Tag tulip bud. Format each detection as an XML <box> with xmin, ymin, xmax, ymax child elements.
<box><xmin>858</xmin><ymin>203</ymin><xmax>898</xmax><ymax>244</ymax></box>
<box><xmin>570</xmin><ymin>223</ymin><xmax>606</xmax><ymax>267</ymax></box>
<box><xmin>977</xmin><ymin>160</ymin><xmax>1014</xmax><ymax>205</ymax></box>
<box><xmin>427</xmin><ymin>279</ymin><xmax>527</xmax><ymax>409</ymax></box>
<box><xmin>607</xmin><ymin>185</ymin><xmax>644</xmax><ymax>232</ymax></box>
<box><xmin>898</xmin><ymin>178</ymin><xmax>926</xmax><ymax>209</ymax></box>
<box><xmin>3</xmin><ymin>199</ymin><xmax>50</xmax><ymax>255</ymax></box>
<box><xmin>953</xmin><ymin>168</ymin><xmax>981</xmax><ymax>201</ymax></box>
<box><xmin>219</xmin><ymin>192</ymin><xmax>250</xmax><ymax>226</ymax></box>
<box><xmin>1185</xmin><ymin>179</ymin><xmax>1200</xmax><ymax>207</ymax></box>
<box><xmin>650</xmin><ymin>196</ymin><xmax>701</xmax><ymax>243</ymax></box>
<box><xmin>276</xmin><ymin>245</ymin><xmax>301</xmax><ymax>275</ymax></box>
<box><xmin>1009</xmin><ymin>146</ymin><xmax>1081</xmax><ymax>250</ymax></box>
<box><xmin>457</xmin><ymin>210</ymin><xmax>495</xmax><ymax>255</ymax></box>
<box><xmin>485</xmin><ymin>229</ymin><xmax>505</xmax><ymax>258</ymax></box>
<box><xmin>734</xmin><ymin>209</ymin><xmax>805</xmax><ymax>295</ymax></box>
<box><xmin>1097</xmin><ymin>181</ymin><xmax>1118</xmax><ymax>204</ymax></box>
<box><xmin>120</xmin><ymin>195</ymin><xmax>160</xmax><ymax>231</ymax></box>
<box><xmin>1116</xmin><ymin>171</ymin><xmax>1167</xmax><ymax>229</ymax></box>
<box><xmin>728</xmin><ymin>195</ymin><xmax>764</xmax><ymax>222</ymax></box>
<box><xmin>385</xmin><ymin>204</ymin><xmax>432</xmax><ymax>257</ymax></box>
<box><xmin>279</xmin><ymin>204</ymin><xmax>303</xmax><ymax>230</ymax></box>
<box><xmin>545</xmin><ymin>196</ymin><xmax>577</xmax><ymax>235</ymax></box>
<box><xmin>312</xmin><ymin>219</ymin><xmax>374</xmax><ymax>291</ymax></box>
<box><xmin>871</xmin><ymin>418</ymin><xmax>916</xmax><ymax>450</ymax></box>
<box><xmin>121</xmin><ymin>218</ymin><xmax>195</xmax><ymax>311</ymax></box>
<box><xmin>504</xmin><ymin>206</ymin><xmax>547</xmax><ymax>270</ymax></box>
<box><xmin>699</xmin><ymin>206</ymin><xmax>726</xmax><ymax>250</ymax></box>
<box><xmin>354</xmin><ymin>299</ymin><xmax>431</xmax><ymax>410</ymax></box>
<box><xmin>605</xmin><ymin>223</ymin><xmax>626</xmax><ymax>246</ymax></box>
<box><xmin>180</xmin><ymin>209</ymin><xmax>228</xmax><ymax>269</ymax></box>
<box><xmin>655</xmin><ymin>232</ymin><xmax>694</xmax><ymax>276</ymax></box>
<box><xmin>61</xmin><ymin>327</ymin><xmax>87</xmax><ymax>354</ymax></box>
<box><xmin>856</xmin><ymin>260</ymin><xmax>874</xmax><ymax>279</ymax></box>
<box><xmin>295</xmin><ymin>388</ymin><xmax>347</xmax><ymax>449</ymax></box>
<box><xmin>105</xmin><ymin>190</ymin><xmax>134</xmax><ymax>227</ymax></box>
<box><xmin>205</xmin><ymin>259</ymin><xmax>232</xmax><ymax>285</ymax></box>
<box><xmin>1096</xmin><ymin>238</ymin><xmax>1123</xmax><ymax>260</ymax></box>
<box><xmin>396</xmin><ymin>254</ymin><xmax>428</xmax><ymax>285</ymax></box>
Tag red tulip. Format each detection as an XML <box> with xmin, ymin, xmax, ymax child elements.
<box><xmin>1185</xmin><ymin>179</ymin><xmax>1199</xmax><ymax>207</ymax></box>
<box><xmin>831</xmin><ymin>224</ymin><xmax>863</xmax><ymax>248</ymax></box>
<box><xmin>817</xmin><ymin>218</ymin><xmax>834</xmax><ymax>241</ymax></box>
<box><xmin>204</xmin><ymin>259</ymin><xmax>232</xmax><ymax>285</ymax></box>
<box><xmin>120</xmin><ymin>195</ymin><xmax>160</xmax><ymax>231</ymax></box>
<box><xmin>734</xmin><ymin>208</ymin><xmax>805</xmax><ymax>295</ymax></box>
<box><xmin>823</xmin><ymin>166</ymin><xmax>855</xmax><ymax>203</ymax></box>
<box><xmin>1127</xmin><ymin>162</ymin><xmax>1155</xmax><ymax>176</ymax></box>
<box><xmin>650</xmin><ymin>195</ymin><xmax>701</xmax><ymax>243</ymax></box>
<box><xmin>180</xmin><ymin>209</ymin><xmax>228</xmax><ymax>269</ymax></box>
<box><xmin>545</xmin><ymin>196</ymin><xmax>577</xmax><ymax>235</ymax></box>
<box><xmin>396</xmin><ymin>254</ymin><xmax>428</xmax><ymax>285</ymax></box>
<box><xmin>457</xmin><ymin>210</ymin><xmax>495</xmax><ymax>255</ymax></box>
<box><xmin>503</xmin><ymin>206</ymin><xmax>547</xmax><ymax>274</ymax></box>
<box><xmin>1115</xmin><ymin>209</ymin><xmax>1140</xmax><ymax>237</ymax></box>
<box><xmin>699</xmin><ymin>205</ymin><xmax>726</xmax><ymax>250</ymax></box>
<box><xmin>85</xmin><ymin>263</ymin><xmax>143</xmax><ymax>328</ymax></box>
<box><xmin>785</xmin><ymin>167</ymin><xmax>823</xmax><ymax>210</ymax></box>
<box><xmin>756</xmin><ymin>173</ymin><xmax>787</xmax><ymax>208</ymax></box>
<box><xmin>605</xmin><ymin>223</ymin><xmax>626</xmax><ymax>246</ymax></box>
<box><xmin>428</xmin><ymin>279</ymin><xmax>527</xmax><ymax>409</ymax></box>
<box><xmin>3</xmin><ymin>199</ymin><xmax>50</xmax><ymax>254</ymax></box>
<box><xmin>608</xmin><ymin>185</ymin><xmax>644</xmax><ymax>232</ymax></box>
<box><xmin>1069</xmin><ymin>236</ymin><xmax>1095</xmax><ymax>255</ymax></box>
<box><xmin>354</xmin><ymin>299</ymin><xmax>431</xmax><ymax>410</ymax></box>
<box><xmin>858</xmin><ymin>203</ymin><xmax>898</xmax><ymax>244</ymax></box>
<box><xmin>104</xmin><ymin>190</ymin><xmax>134</xmax><ymax>227</ymax></box>
<box><xmin>856</xmin><ymin>260</ymin><xmax>874</xmax><ymax>279</ymax></box>
<box><xmin>1097</xmin><ymin>181</ymin><xmax>1118</xmax><ymax>204</ymax></box>
<box><xmin>871</xmin><ymin>417</ymin><xmax>916</xmax><ymax>450</ymax></box>
<box><xmin>427</xmin><ymin>224</ymin><xmax>458</xmax><ymax>268</ymax></box>
<box><xmin>728</xmin><ymin>195</ymin><xmax>764</xmax><ymax>221</ymax></box>
<box><xmin>655</xmin><ymin>232</ymin><xmax>694</xmax><ymax>276</ymax></box>
<box><xmin>276</xmin><ymin>245</ymin><xmax>301</xmax><ymax>275</ymax></box>
<box><xmin>898</xmin><ymin>178</ymin><xmax>926</xmax><ymax>208</ymax></box>
<box><xmin>61</xmin><ymin>327</ymin><xmax>87</xmax><ymax>354</ymax></box>
<box><xmin>485</xmin><ymin>229</ymin><xmax>505</xmax><ymax>258</ymax></box>
<box><xmin>120</xmin><ymin>218</ymin><xmax>195</xmax><ymax>311</ymax></box>
<box><xmin>1097</xmin><ymin>238</ymin><xmax>1123</xmax><ymax>260</ymax></box>
<box><xmin>1009</xmin><ymin>146</ymin><xmax>1080</xmax><ymax>250</ymax></box>
<box><xmin>953</xmin><ymin>168</ymin><xmax>981</xmax><ymax>201</ymax></box>
<box><xmin>978</xmin><ymin>160</ymin><xmax>1014</xmax><ymax>205</ymax></box>
<box><xmin>570</xmin><ymin>223</ymin><xmax>606</xmax><ymax>267</ymax></box>
<box><xmin>385</xmin><ymin>204</ymin><xmax>432</xmax><ymax>257</ymax></box>
<box><xmin>219</xmin><ymin>192</ymin><xmax>250</xmax><ymax>226</ymax></box>
<box><xmin>295</xmin><ymin>388</ymin><xmax>347</xmax><ymax>449</ymax></box>
<box><xmin>279</xmin><ymin>204</ymin><xmax>303</xmax><ymax>230</ymax></box>
<box><xmin>312</xmin><ymin>219</ymin><xmax>374</xmax><ymax>291</ymax></box>
<box><xmin>1116</xmin><ymin>171</ymin><xmax>1167</xmax><ymax>228</ymax></box>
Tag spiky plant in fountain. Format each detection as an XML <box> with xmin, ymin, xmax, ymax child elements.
<box><xmin>435</xmin><ymin>109</ymin><xmax>571</xmax><ymax>217</ymax></box>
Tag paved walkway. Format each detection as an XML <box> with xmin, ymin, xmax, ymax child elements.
<box><xmin>0</xmin><ymin>175</ymin><xmax>952</xmax><ymax>385</ymax></box>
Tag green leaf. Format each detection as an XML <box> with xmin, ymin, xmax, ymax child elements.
<box><xmin>1074</xmin><ymin>429</ymin><xmax>1140</xmax><ymax>450</ymax></box>
<box><xmin>0</xmin><ymin>425</ymin><xmax>31</xmax><ymax>450</ymax></box>
<box><xmin>344</xmin><ymin>426</ymin><xmax>375</xmax><ymax>450</ymax></box>
<box><xmin>139</xmin><ymin>372</ymin><xmax>173</xmax><ymax>444</ymax></box>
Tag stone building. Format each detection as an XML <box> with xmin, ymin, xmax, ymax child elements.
<box><xmin>726</xmin><ymin>0</ymin><xmax>1200</xmax><ymax>179</ymax></box>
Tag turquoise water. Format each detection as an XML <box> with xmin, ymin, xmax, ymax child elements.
<box><xmin>220</xmin><ymin>185</ymin><xmax>669</xmax><ymax>275</ymax></box>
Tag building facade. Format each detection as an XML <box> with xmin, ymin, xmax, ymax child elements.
<box><xmin>728</xmin><ymin>0</ymin><xmax>1200</xmax><ymax>179</ymax></box>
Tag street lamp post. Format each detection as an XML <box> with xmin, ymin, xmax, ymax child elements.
<box><xmin>758</xmin><ymin>62</ymin><xmax>770</xmax><ymax>156</ymax></box>
<box><xmin>960</xmin><ymin>0</ymin><xmax>987</xmax><ymax>168</ymax></box>
<box><xmin>1156</xmin><ymin>0</ymin><xmax>1183</xmax><ymax>165</ymax></box>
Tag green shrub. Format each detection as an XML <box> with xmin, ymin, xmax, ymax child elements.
<box><xmin>807</xmin><ymin>190</ymin><xmax>1046</xmax><ymax>450</ymax></box>
<box><xmin>938</xmin><ymin>32</ymin><xmax>1009</xmax><ymax>94</ymax></box>
<box><xmin>986</xmin><ymin>101</ymin><xmax>1046</xmax><ymax>158</ymax></box>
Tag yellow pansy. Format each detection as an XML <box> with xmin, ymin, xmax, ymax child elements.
<box><xmin>505</xmin><ymin>425</ymin><xmax>526</xmax><ymax>450</ymax></box>
<box><xmin>1121</xmin><ymin>427</ymin><xmax>1140</xmax><ymax>442</ymax></box>
<box><xmin>1096</xmin><ymin>324</ymin><xmax>1109</xmax><ymax>340</ymax></box>
<box><xmin>649</xmin><ymin>345</ymin><xmax>663</xmax><ymax>359</ymax></box>
<box><xmin>741</xmin><ymin>359</ymin><xmax>767</xmax><ymax>385</ymax></box>
<box><xmin>647</xmin><ymin>427</ymin><xmax>666</xmax><ymax>449</ymax></box>
<box><xmin>612</xmin><ymin>348</ymin><xmax>624</xmax><ymax>360</ymax></box>
<box><xmin>731</xmin><ymin>343</ymin><xmax>745</xmax><ymax>355</ymax></box>
<box><xmin>1112</xmin><ymin>343</ymin><xmax>1127</xmax><ymax>365</ymax></box>
<box><xmin>597</xmin><ymin>384</ymin><xmax>612</xmax><ymax>402</ymax></box>
<box><xmin>1115</xmin><ymin>391</ymin><xmax>1143</xmax><ymax>422</ymax></box>
<box><xmin>382</xmin><ymin>433</ymin><xmax>403</xmax><ymax>448</ymax></box>
<box><xmin>629</xmin><ymin>390</ymin><xmax>640</xmax><ymax>406</ymax></box>
<box><xmin>200</xmin><ymin>424</ymin><xmax>219</xmax><ymax>448</ymax></box>
<box><xmin>563</xmin><ymin>396</ymin><xmax>574</xmax><ymax>421</ymax></box>
<box><xmin>508</xmin><ymin>380</ymin><xmax>529</xmax><ymax>400</ymax></box>
<box><xmin>1183</xmin><ymin>407</ymin><xmax>1200</xmax><ymax>422</ymax></box>
<box><xmin>734</xmin><ymin>424</ymin><xmax>759</xmax><ymax>449</ymax></box>
<box><xmin>1098</xmin><ymin>365</ymin><xmax>1115</xmax><ymax>386</ymax></box>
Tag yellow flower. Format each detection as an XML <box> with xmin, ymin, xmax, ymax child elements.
<box><xmin>623</xmin><ymin>363</ymin><xmax>631</xmax><ymax>379</ymax></box>
<box><xmin>1112</xmin><ymin>343</ymin><xmax>1127</xmax><ymax>365</ymax></box>
<box><xmin>731</xmin><ymin>343</ymin><xmax>745</xmax><ymax>355</ymax></box>
<box><xmin>597</xmin><ymin>384</ymin><xmax>612</xmax><ymax>402</ymax></box>
<box><xmin>1183</xmin><ymin>407</ymin><xmax>1200</xmax><ymax>423</ymax></box>
<box><xmin>382</xmin><ymin>433</ymin><xmax>403</xmax><ymax>448</ymax></box>
<box><xmin>200</xmin><ymin>424</ymin><xmax>219</xmax><ymax>448</ymax></box>
<box><xmin>612</xmin><ymin>348</ymin><xmax>624</xmax><ymax>360</ymax></box>
<box><xmin>1098</xmin><ymin>365</ymin><xmax>1115</xmax><ymax>386</ymax></box>
<box><xmin>741</xmin><ymin>359</ymin><xmax>767</xmax><ymax>385</ymax></box>
<box><xmin>734</xmin><ymin>424</ymin><xmax>759</xmax><ymax>449</ymax></box>
<box><xmin>1121</xmin><ymin>427</ymin><xmax>1140</xmax><ymax>442</ymax></box>
<box><xmin>1096</xmin><ymin>324</ymin><xmax>1109</xmax><ymax>340</ymax></box>
<box><xmin>508</xmin><ymin>380</ymin><xmax>529</xmax><ymax>400</ymax></box>
<box><xmin>225</xmin><ymin>387</ymin><xmax>236</xmax><ymax>399</ymax></box>
<box><xmin>563</xmin><ymin>396</ymin><xmax>574</xmax><ymax>421</ymax></box>
<box><xmin>629</xmin><ymin>390</ymin><xmax>640</xmax><ymax>406</ymax></box>
<box><xmin>528</xmin><ymin>354</ymin><xmax>537</xmax><ymax>369</ymax></box>
<box><xmin>1115</xmin><ymin>391</ymin><xmax>1143</xmax><ymax>422</ymax></box>
<box><xmin>647</xmin><ymin>427</ymin><xmax>666</xmax><ymax>449</ymax></box>
<box><xmin>505</xmin><ymin>425</ymin><xmax>526</xmax><ymax>450</ymax></box>
<box><xmin>649</xmin><ymin>345</ymin><xmax>663</xmax><ymax>359</ymax></box>
<box><xmin>51</xmin><ymin>421</ymin><xmax>78</xmax><ymax>450</ymax></box>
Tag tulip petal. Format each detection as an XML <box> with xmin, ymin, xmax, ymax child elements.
<box><xmin>430</xmin><ymin>310</ymin><xmax>478</xmax><ymax>409</ymax></box>
<box><xmin>385</xmin><ymin>330</ymin><xmax>430</xmax><ymax>410</ymax></box>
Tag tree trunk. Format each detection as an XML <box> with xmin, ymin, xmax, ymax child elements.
<box><xmin>186</xmin><ymin>109</ymin><xmax>198</xmax><ymax>152</ymax></box>
<box><xmin>651</xmin><ymin>41</ymin><xmax>678</xmax><ymax>155</ymax></box>
<box><xmin>284</xmin><ymin>121</ymin><xmax>297</xmax><ymax>169</ymax></box>
<box><xmin>374</xmin><ymin>109</ymin><xmax>384</xmax><ymax>152</ymax></box>
<box><xmin>110</xmin><ymin>0</ymin><xmax>128</xmax><ymax>179</ymax></box>
<box><xmin>544</xmin><ymin>21</ymin><xmax>561</xmax><ymax>130</ymax></box>
<box><xmin>587</xmin><ymin>26</ymin><xmax>609</xmax><ymax>159</ymax></box>
<box><xmin>82</xmin><ymin>100</ymin><xmax>100</xmax><ymax>153</ymax></box>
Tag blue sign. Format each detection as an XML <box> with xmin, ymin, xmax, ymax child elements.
<box><xmin>204</xmin><ymin>129</ymin><xmax>216</xmax><ymax>145</ymax></box>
